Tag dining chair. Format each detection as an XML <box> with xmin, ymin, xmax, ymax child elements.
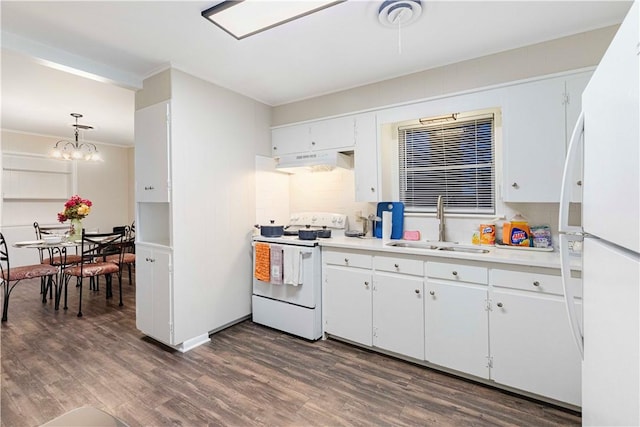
<box><xmin>106</xmin><ymin>225</ymin><xmax>136</xmax><ymax>285</ymax></box>
<box><xmin>63</xmin><ymin>230</ymin><xmax>125</xmax><ymax>317</ymax></box>
<box><xmin>0</xmin><ymin>233</ymin><xmax>58</xmax><ymax>321</ymax></box>
<box><xmin>33</xmin><ymin>222</ymin><xmax>82</xmax><ymax>298</ymax></box>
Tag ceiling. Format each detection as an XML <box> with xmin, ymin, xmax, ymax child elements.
<box><xmin>0</xmin><ymin>1</ymin><xmax>633</xmax><ymax>147</ymax></box>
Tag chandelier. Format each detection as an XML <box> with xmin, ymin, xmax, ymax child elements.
<box><xmin>50</xmin><ymin>113</ymin><xmax>101</xmax><ymax>161</ymax></box>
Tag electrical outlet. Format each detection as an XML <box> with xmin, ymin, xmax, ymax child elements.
<box><xmin>355</xmin><ymin>211</ymin><xmax>362</xmax><ymax>222</ymax></box>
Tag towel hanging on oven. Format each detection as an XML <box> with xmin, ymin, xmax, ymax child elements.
<box><xmin>270</xmin><ymin>244</ymin><xmax>283</xmax><ymax>285</ymax></box>
<box><xmin>254</xmin><ymin>242</ymin><xmax>270</xmax><ymax>282</ymax></box>
<box><xmin>283</xmin><ymin>247</ymin><xmax>311</xmax><ymax>286</ymax></box>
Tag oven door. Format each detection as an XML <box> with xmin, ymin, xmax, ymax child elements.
<box><xmin>252</xmin><ymin>243</ymin><xmax>320</xmax><ymax>309</ymax></box>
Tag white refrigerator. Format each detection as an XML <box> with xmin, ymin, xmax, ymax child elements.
<box><xmin>559</xmin><ymin>1</ymin><xmax>640</xmax><ymax>425</ymax></box>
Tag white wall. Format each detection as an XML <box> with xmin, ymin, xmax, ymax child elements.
<box><xmin>168</xmin><ymin>69</ymin><xmax>271</xmax><ymax>340</ymax></box>
<box><xmin>1</xmin><ymin>129</ymin><xmax>134</xmax><ymax>265</ymax></box>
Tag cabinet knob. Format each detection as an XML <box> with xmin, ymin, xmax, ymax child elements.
<box><xmin>532</xmin><ymin>281</ymin><xmax>540</xmax><ymax>287</ymax></box>
<box><xmin>452</xmin><ymin>271</ymin><xmax>458</xmax><ymax>276</ymax></box>
<box><xmin>577</xmin><ymin>180</ymin><xmax>582</xmax><ymax>186</ymax></box>
<box><xmin>394</xmin><ymin>263</ymin><xmax>399</xmax><ymax>268</ymax></box>
<box><xmin>144</xmin><ymin>186</ymin><xmax>155</xmax><ymax>191</ymax></box>
<box><xmin>370</xmin><ymin>187</ymin><xmax>375</xmax><ymax>192</ymax></box>
<box><xmin>511</xmin><ymin>182</ymin><xmax>519</xmax><ymax>188</ymax></box>
<box><xmin>429</xmin><ymin>290</ymin><xmax>435</xmax><ymax>296</ymax></box>
<box><xmin>311</xmin><ymin>141</ymin><xmax>316</xmax><ymax>146</ymax></box>
<box><xmin>344</xmin><ymin>258</ymin><xmax>349</xmax><ymax>264</ymax></box>
<box><xmin>497</xmin><ymin>302</ymin><xmax>503</xmax><ymax>308</ymax></box>
<box><xmin>364</xmin><ymin>281</ymin><xmax>369</xmax><ymax>287</ymax></box>
<box><xmin>145</xmin><ymin>257</ymin><xmax>155</xmax><ymax>262</ymax></box>
<box><xmin>273</xmin><ymin>146</ymin><xmax>277</xmax><ymax>150</ymax></box>
<box><xmin>414</xmin><ymin>289</ymin><xmax>420</xmax><ymax>294</ymax></box>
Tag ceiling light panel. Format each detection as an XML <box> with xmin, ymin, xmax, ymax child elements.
<box><xmin>202</xmin><ymin>0</ymin><xmax>344</xmax><ymax>40</ymax></box>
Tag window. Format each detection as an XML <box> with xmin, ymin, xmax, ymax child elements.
<box><xmin>398</xmin><ymin>111</ymin><xmax>496</xmax><ymax>214</ymax></box>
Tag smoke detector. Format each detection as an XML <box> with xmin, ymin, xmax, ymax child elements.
<box><xmin>378</xmin><ymin>0</ymin><xmax>423</xmax><ymax>28</ymax></box>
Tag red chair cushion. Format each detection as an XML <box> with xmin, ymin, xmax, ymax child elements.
<box><xmin>105</xmin><ymin>253</ymin><xmax>136</xmax><ymax>264</ymax></box>
<box><xmin>43</xmin><ymin>254</ymin><xmax>82</xmax><ymax>266</ymax></box>
<box><xmin>65</xmin><ymin>262</ymin><xmax>120</xmax><ymax>277</ymax></box>
<box><xmin>1</xmin><ymin>264</ymin><xmax>58</xmax><ymax>281</ymax></box>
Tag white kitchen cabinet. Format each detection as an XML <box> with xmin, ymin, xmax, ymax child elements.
<box><xmin>135</xmin><ymin>101</ymin><xmax>171</xmax><ymax>203</ymax></box>
<box><xmin>502</xmin><ymin>71</ymin><xmax>592</xmax><ymax>202</ymax></box>
<box><xmin>373</xmin><ymin>255</ymin><xmax>424</xmax><ymax>359</ymax></box>
<box><xmin>354</xmin><ymin>112</ymin><xmax>380</xmax><ymax>202</ymax></box>
<box><xmin>136</xmin><ymin>244</ymin><xmax>173</xmax><ymax>346</ymax></box>
<box><xmin>425</xmin><ymin>261</ymin><xmax>489</xmax><ymax>378</ymax></box>
<box><xmin>271</xmin><ymin>115</ymin><xmax>356</xmax><ymax>156</ymax></box>
<box><xmin>323</xmin><ymin>250</ymin><xmax>373</xmax><ymax>346</ymax></box>
<box><xmin>489</xmin><ymin>267</ymin><xmax>582</xmax><ymax>406</ymax></box>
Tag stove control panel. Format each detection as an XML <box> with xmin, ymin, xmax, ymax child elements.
<box><xmin>289</xmin><ymin>212</ymin><xmax>347</xmax><ymax>229</ymax></box>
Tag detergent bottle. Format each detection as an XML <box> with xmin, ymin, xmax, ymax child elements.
<box><xmin>503</xmin><ymin>213</ymin><xmax>531</xmax><ymax>246</ymax></box>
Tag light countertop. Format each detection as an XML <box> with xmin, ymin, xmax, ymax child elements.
<box><xmin>320</xmin><ymin>237</ymin><xmax>582</xmax><ymax>271</ymax></box>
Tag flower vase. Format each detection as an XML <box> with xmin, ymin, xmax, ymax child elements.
<box><xmin>69</xmin><ymin>219</ymin><xmax>83</xmax><ymax>241</ymax></box>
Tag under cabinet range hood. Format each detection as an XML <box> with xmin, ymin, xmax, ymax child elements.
<box><xmin>275</xmin><ymin>150</ymin><xmax>353</xmax><ymax>173</ymax></box>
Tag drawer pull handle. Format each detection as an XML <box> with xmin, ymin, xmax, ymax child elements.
<box><xmin>414</xmin><ymin>289</ymin><xmax>420</xmax><ymax>294</ymax></box>
<box><xmin>452</xmin><ymin>271</ymin><xmax>458</xmax><ymax>276</ymax></box>
<box><xmin>497</xmin><ymin>302</ymin><xmax>503</xmax><ymax>308</ymax></box>
<box><xmin>394</xmin><ymin>263</ymin><xmax>399</xmax><ymax>268</ymax></box>
<box><xmin>533</xmin><ymin>281</ymin><xmax>540</xmax><ymax>287</ymax></box>
<box><xmin>429</xmin><ymin>290</ymin><xmax>435</xmax><ymax>296</ymax></box>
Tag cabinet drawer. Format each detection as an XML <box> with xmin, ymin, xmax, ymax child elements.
<box><xmin>426</xmin><ymin>261</ymin><xmax>488</xmax><ymax>284</ymax></box>
<box><xmin>323</xmin><ymin>250</ymin><xmax>372</xmax><ymax>269</ymax></box>
<box><xmin>374</xmin><ymin>255</ymin><xmax>423</xmax><ymax>276</ymax></box>
<box><xmin>491</xmin><ymin>269</ymin><xmax>564</xmax><ymax>295</ymax></box>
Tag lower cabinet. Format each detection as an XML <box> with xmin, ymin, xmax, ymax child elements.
<box><xmin>373</xmin><ymin>255</ymin><xmax>424</xmax><ymax>359</ymax></box>
<box><xmin>322</xmin><ymin>247</ymin><xmax>583</xmax><ymax>407</ymax></box>
<box><xmin>324</xmin><ymin>265</ymin><xmax>373</xmax><ymax>346</ymax></box>
<box><xmin>425</xmin><ymin>260</ymin><xmax>489</xmax><ymax>379</ymax></box>
<box><xmin>136</xmin><ymin>244</ymin><xmax>173</xmax><ymax>346</ymax></box>
<box><xmin>489</xmin><ymin>267</ymin><xmax>582</xmax><ymax>407</ymax></box>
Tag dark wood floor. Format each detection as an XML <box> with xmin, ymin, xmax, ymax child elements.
<box><xmin>1</xmin><ymin>274</ymin><xmax>581</xmax><ymax>427</ymax></box>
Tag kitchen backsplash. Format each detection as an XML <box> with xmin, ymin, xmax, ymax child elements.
<box><xmin>256</xmin><ymin>155</ymin><xmax>580</xmax><ymax>247</ymax></box>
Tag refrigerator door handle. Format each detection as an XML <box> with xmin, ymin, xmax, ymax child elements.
<box><xmin>560</xmin><ymin>233</ymin><xmax>584</xmax><ymax>359</ymax></box>
<box><xmin>559</xmin><ymin>110</ymin><xmax>584</xmax><ymax>234</ymax></box>
<box><xmin>559</xmin><ymin>110</ymin><xmax>585</xmax><ymax>358</ymax></box>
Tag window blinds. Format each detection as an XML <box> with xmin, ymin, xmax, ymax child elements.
<box><xmin>398</xmin><ymin>113</ymin><xmax>495</xmax><ymax>214</ymax></box>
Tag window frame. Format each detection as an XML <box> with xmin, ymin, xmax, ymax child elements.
<box><xmin>396</xmin><ymin>109</ymin><xmax>499</xmax><ymax>215</ymax></box>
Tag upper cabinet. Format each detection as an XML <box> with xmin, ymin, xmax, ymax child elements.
<box><xmin>135</xmin><ymin>101</ymin><xmax>171</xmax><ymax>203</ymax></box>
<box><xmin>271</xmin><ymin>115</ymin><xmax>357</xmax><ymax>156</ymax></box>
<box><xmin>502</xmin><ymin>71</ymin><xmax>592</xmax><ymax>202</ymax></box>
<box><xmin>353</xmin><ymin>113</ymin><xmax>380</xmax><ymax>202</ymax></box>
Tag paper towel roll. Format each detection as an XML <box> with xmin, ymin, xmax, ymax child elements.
<box><xmin>382</xmin><ymin>211</ymin><xmax>392</xmax><ymax>242</ymax></box>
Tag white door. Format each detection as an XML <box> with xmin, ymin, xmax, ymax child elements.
<box><xmin>582</xmin><ymin>0</ymin><xmax>639</xmax><ymax>253</ymax></box>
<box><xmin>582</xmin><ymin>237</ymin><xmax>640</xmax><ymax>426</ymax></box>
<box><xmin>373</xmin><ymin>273</ymin><xmax>424</xmax><ymax>360</ymax></box>
<box><xmin>425</xmin><ymin>280</ymin><xmax>489</xmax><ymax>379</ymax></box>
<box><xmin>489</xmin><ymin>289</ymin><xmax>582</xmax><ymax>406</ymax></box>
<box><xmin>135</xmin><ymin>101</ymin><xmax>170</xmax><ymax>203</ymax></box>
<box><xmin>324</xmin><ymin>266</ymin><xmax>372</xmax><ymax>346</ymax></box>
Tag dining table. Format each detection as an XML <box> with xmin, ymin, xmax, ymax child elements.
<box><xmin>13</xmin><ymin>239</ymin><xmax>81</xmax><ymax>311</ymax></box>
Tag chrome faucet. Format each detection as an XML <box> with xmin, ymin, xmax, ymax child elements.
<box><xmin>436</xmin><ymin>195</ymin><xmax>446</xmax><ymax>242</ymax></box>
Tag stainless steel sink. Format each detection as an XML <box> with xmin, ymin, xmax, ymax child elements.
<box><xmin>385</xmin><ymin>241</ymin><xmax>489</xmax><ymax>254</ymax></box>
<box><xmin>436</xmin><ymin>246</ymin><xmax>490</xmax><ymax>254</ymax></box>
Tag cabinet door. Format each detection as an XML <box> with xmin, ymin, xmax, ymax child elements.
<box><xmin>503</xmin><ymin>77</ymin><xmax>566</xmax><ymax>202</ymax></box>
<box><xmin>310</xmin><ymin>116</ymin><xmax>355</xmax><ymax>151</ymax></box>
<box><xmin>565</xmin><ymin>72</ymin><xmax>592</xmax><ymax>202</ymax></box>
<box><xmin>489</xmin><ymin>290</ymin><xmax>581</xmax><ymax>406</ymax></box>
<box><xmin>135</xmin><ymin>101</ymin><xmax>170</xmax><ymax>202</ymax></box>
<box><xmin>136</xmin><ymin>246</ymin><xmax>173</xmax><ymax>345</ymax></box>
<box><xmin>373</xmin><ymin>273</ymin><xmax>424</xmax><ymax>360</ymax></box>
<box><xmin>425</xmin><ymin>280</ymin><xmax>489</xmax><ymax>378</ymax></box>
<box><xmin>354</xmin><ymin>113</ymin><xmax>380</xmax><ymax>202</ymax></box>
<box><xmin>271</xmin><ymin>125</ymin><xmax>310</xmax><ymax>156</ymax></box>
<box><xmin>324</xmin><ymin>266</ymin><xmax>372</xmax><ymax>346</ymax></box>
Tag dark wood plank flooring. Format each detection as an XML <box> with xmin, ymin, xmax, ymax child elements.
<box><xmin>1</xmin><ymin>275</ymin><xmax>581</xmax><ymax>426</ymax></box>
